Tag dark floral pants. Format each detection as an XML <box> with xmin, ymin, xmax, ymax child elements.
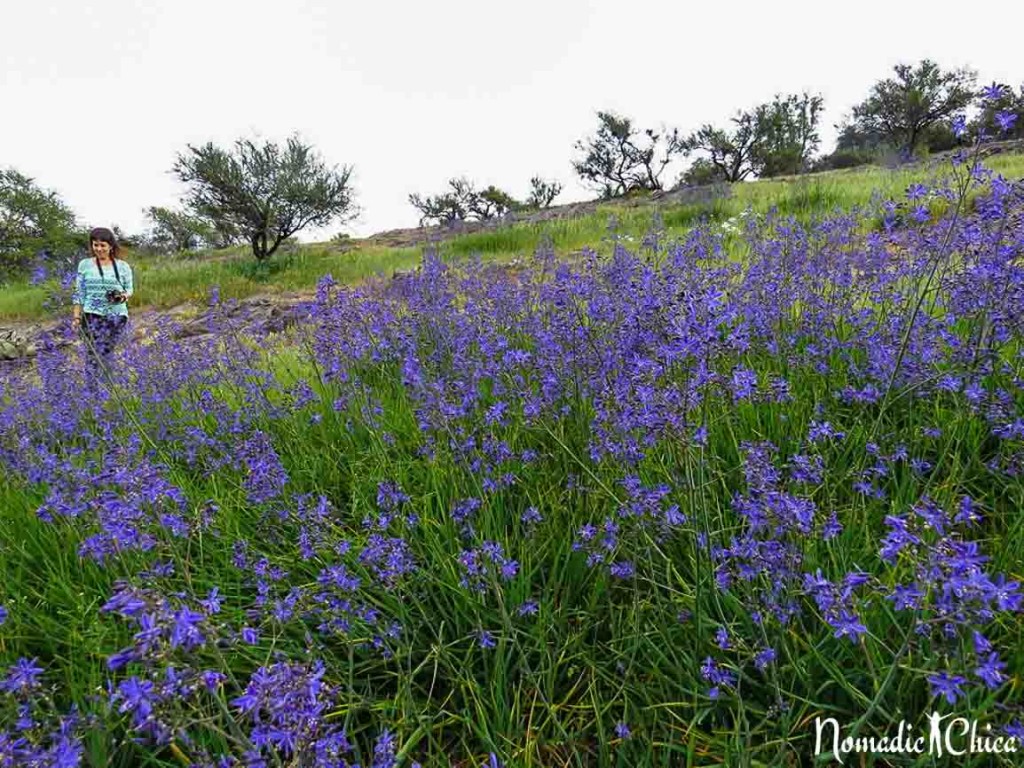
<box><xmin>80</xmin><ymin>313</ymin><xmax>128</xmax><ymax>372</ymax></box>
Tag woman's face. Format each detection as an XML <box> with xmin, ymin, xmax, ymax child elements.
<box><xmin>91</xmin><ymin>240</ymin><xmax>111</xmax><ymax>259</ymax></box>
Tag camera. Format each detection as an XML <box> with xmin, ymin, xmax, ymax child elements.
<box><xmin>106</xmin><ymin>289</ymin><xmax>126</xmax><ymax>304</ymax></box>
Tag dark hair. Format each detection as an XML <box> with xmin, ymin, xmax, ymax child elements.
<box><xmin>89</xmin><ymin>227</ymin><xmax>120</xmax><ymax>259</ymax></box>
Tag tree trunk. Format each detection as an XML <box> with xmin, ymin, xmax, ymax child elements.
<box><xmin>251</xmin><ymin>230</ymin><xmax>269</xmax><ymax>261</ymax></box>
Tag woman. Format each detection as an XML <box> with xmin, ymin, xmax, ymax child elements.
<box><xmin>71</xmin><ymin>227</ymin><xmax>134</xmax><ymax>372</ymax></box>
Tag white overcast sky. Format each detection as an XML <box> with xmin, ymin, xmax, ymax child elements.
<box><xmin>3</xmin><ymin>0</ymin><xmax>1022</xmax><ymax>241</ymax></box>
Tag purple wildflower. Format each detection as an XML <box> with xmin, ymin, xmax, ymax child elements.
<box><xmin>928</xmin><ymin>672</ymin><xmax>967</xmax><ymax>704</ymax></box>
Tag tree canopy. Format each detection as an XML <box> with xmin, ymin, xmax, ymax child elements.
<box><xmin>525</xmin><ymin>176</ymin><xmax>562</xmax><ymax>209</ymax></box>
<box><xmin>0</xmin><ymin>168</ymin><xmax>79</xmax><ymax>279</ymax></box>
<box><xmin>750</xmin><ymin>93</ymin><xmax>824</xmax><ymax>177</ymax></box>
<box><xmin>409</xmin><ymin>178</ymin><xmax>527</xmax><ymax>226</ymax></box>
<box><xmin>679</xmin><ymin>92</ymin><xmax>824</xmax><ymax>184</ymax></box>
<box><xmin>846</xmin><ymin>59</ymin><xmax>977</xmax><ymax>156</ymax></box>
<box><xmin>971</xmin><ymin>82</ymin><xmax>1024</xmax><ymax>140</ymax></box>
<box><xmin>572</xmin><ymin>111</ymin><xmax>684</xmax><ymax>197</ymax></box>
<box><xmin>172</xmin><ymin>136</ymin><xmax>355</xmax><ymax>261</ymax></box>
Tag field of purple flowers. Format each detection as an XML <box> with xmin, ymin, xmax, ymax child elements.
<box><xmin>2</xmin><ymin>127</ymin><xmax>1024</xmax><ymax>765</ymax></box>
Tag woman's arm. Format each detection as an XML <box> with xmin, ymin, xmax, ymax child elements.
<box><xmin>122</xmin><ymin>262</ymin><xmax>134</xmax><ymax>299</ymax></box>
<box><xmin>72</xmin><ymin>262</ymin><xmax>85</xmax><ymax>327</ymax></box>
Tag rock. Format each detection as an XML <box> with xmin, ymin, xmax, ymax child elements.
<box><xmin>0</xmin><ymin>329</ymin><xmax>28</xmax><ymax>360</ymax></box>
<box><xmin>172</xmin><ymin>318</ymin><xmax>213</xmax><ymax>340</ymax></box>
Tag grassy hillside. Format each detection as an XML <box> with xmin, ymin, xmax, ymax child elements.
<box><xmin>1</xmin><ymin>143</ymin><xmax>1023</xmax><ymax>765</ymax></box>
<box><xmin>2</xmin><ymin>152</ymin><xmax>1023</xmax><ymax>323</ymax></box>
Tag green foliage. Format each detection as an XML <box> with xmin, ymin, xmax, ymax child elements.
<box><xmin>470</xmin><ymin>185</ymin><xmax>521</xmax><ymax>219</ymax></box>
<box><xmin>680</xmin><ymin>114</ymin><xmax>760</xmax><ymax>183</ymax></box>
<box><xmin>330</xmin><ymin>231</ymin><xmax>355</xmax><ymax>253</ymax></box>
<box><xmin>750</xmin><ymin>92</ymin><xmax>824</xmax><ymax>177</ymax></box>
<box><xmin>848</xmin><ymin>59</ymin><xmax>977</xmax><ymax>155</ymax></box>
<box><xmin>172</xmin><ymin>135</ymin><xmax>356</xmax><ymax>261</ymax></box>
<box><xmin>408</xmin><ymin>178</ymin><xmax>470</xmax><ymax>226</ymax></box>
<box><xmin>141</xmin><ymin>205</ymin><xmax>223</xmax><ymax>255</ymax></box>
<box><xmin>5</xmin><ymin>152</ymin><xmax>1024</xmax><ymax>323</ymax></box>
<box><xmin>919</xmin><ymin>119</ymin><xmax>960</xmax><ymax>153</ymax></box>
<box><xmin>572</xmin><ymin>111</ymin><xmax>684</xmax><ymax>197</ymax></box>
<box><xmin>231</xmin><ymin>250</ymin><xmax>296</xmax><ymax>281</ymax></box>
<box><xmin>681</xmin><ymin>92</ymin><xmax>824</xmax><ymax>182</ymax></box>
<box><xmin>411</xmin><ymin>176</ymin><xmax>562</xmax><ymax>225</ymax></box>
<box><xmin>809</xmin><ymin>148</ymin><xmax>878</xmax><ymax>172</ymax></box>
<box><xmin>773</xmin><ymin>178</ymin><xmax>846</xmax><ymax>217</ymax></box>
<box><xmin>409</xmin><ymin>177</ymin><xmax>522</xmax><ymax>226</ymax></box>
<box><xmin>834</xmin><ymin>121</ymin><xmax>885</xmax><ymax>153</ymax></box>
<box><xmin>0</xmin><ymin>168</ymin><xmax>80</xmax><ymax>279</ymax></box>
<box><xmin>677</xmin><ymin>157</ymin><xmax>729</xmax><ymax>186</ymax></box>
<box><xmin>821</xmin><ymin>120</ymin><xmax>907</xmax><ymax>170</ymax></box>
<box><xmin>971</xmin><ymin>82</ymin><xmax>1024</xmax><ymax>140</ymax></box>
<box><xmin>525</xmin><ymin>176</ymin><xmax>562</xmax><ymax>209</ymax></box>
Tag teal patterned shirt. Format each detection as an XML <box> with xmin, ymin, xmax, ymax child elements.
<box><xmin>72</xmin><ymin>258</ymin><xmax>134</xmax><ymax>317</ymax></box>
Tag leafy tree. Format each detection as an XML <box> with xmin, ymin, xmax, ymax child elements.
<box><xmin>679</xmin><ymin>111</ymin><xmax>761</xmax><ymax>183</ymax></box>
<box><xmin>143</xmin><ymin>206</ymin><xmax>212</xmax><ymax>253</ymax></box>
<box><xmin>680</xmin><ymin>93</ymin><xmax>824</xmax><ymax>182</ymax></box>
<box><xmin>971</xmin><ymin>82</ymin><xmax>1024</xmax><ymax>140</ymax></box>
<box><xmin>409</xmin><ymin>177</ymin><xmax>522</xmax><ymax>226</ymax></box>
<box><xmin>111</xmin><ymin>225</ymin><xmax>142</xmax><ymax>249</ymax></box>
<box><xmin>469</xmin><ymin>185</ymin><xmax>521</xmax><ymax>220</ymax></box>
<box><xmin>750</xmin><ymin>92</ymin><xmax>824</xmax><ymax>177</ymax></box>
<box><xmin>140</xmin><ymin>206</ymin><xmax>241</xmax><ymax>254</ymax></box>
<box><xmin>808</xmin><ymin>148</ymin><xmax>877</xmax><ymax>172</ymax></box>
<box><xmin>919</xmin><ymin>120</ymin><xmax>960</xmax><ymax>153</ymax></box>
<box><xmin>847</xmin><ymin>59</ymin><xmax>977</xmax><ymax>156</ymax></box>
<box><xmin>525</xmin><ymin>176</ymin><xmax>562</xmax><ymax>209</ymax></box>
<box><xmin>172</xmin><ymin>135</ymin><xmax>355</xmax><ymax>261</ymax></box>
<box><xmin>0</xmin><ymin>168</ymin><xmax>79</xmax><ymax>278</ymax></box>
<box><xmin>572</xmin><ymin>111</ymin><xmax>684</xmax><ymax>197</ymax></box>
<box><xmin>408</xmin><ymin>191</ymin><xmax>465</xmax><ymax>226</ymax></box>
<box><xmin>834</xmin><ymin>122</ymin><xmax>881</xmax><ymax>153</ymax></box>
<box><xmin>818</xmin><ymin>121</ymin><xmax>891</xmax><ymax>169</ymax></box>
<box><xmin>409</xmin><ymin>177</ymin><xmax>475</xmax><ymax>226</ymax></box>
<box><xmin>678</xmin><ymin>157</ymin><xmax>729</xmax><ymax>187</ymax></box>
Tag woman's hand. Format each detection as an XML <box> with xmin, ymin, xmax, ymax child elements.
<box><xmin>72</xmin><ymin>315</ymin><xmax>81</xmax><ymax>331</ymax></box>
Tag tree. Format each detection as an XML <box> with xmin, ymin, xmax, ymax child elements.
<box><xmin>680</xmin><ymin>92</ymin><xmax>824</xmax><ymax>182</ymax></box>
<box><xmin>172</xmin><ymin>135</ymin><xmax>355</xmax><ymax>261</ymax></box>
<box><xmin>0</xmin><ymin>168</ymin><xmax>79</xmax><ymax>278</ymax></box>
<box><xmin>847</xmin><ymin>59</ymin><xmax>977</xmax><ymax>156</ymax></box>
<box><xmin>678</xmin><ymin>157</ymin><xmax>729</xmax><ymax>187</ymax></box>
<box><xmin>572</xmin><ymin>111</ymin><xmax>684</xmax><ymax>198</ymax></box>
<box><xmin>469</xmin><ymin>185</ymin><xmax>521</xmax><ymax>220</ymax></box>
<box><xmin>141</xmin><ymin>206</ymin><xmax>241</xmax><ymax>254</ymax></box>
<box><xmin>814</xmin><ymin>120</ymin><xmax>890</xmax><ymax>170</ymax></box>
<box><xmin>409</xmin><ymin>177</ymin><xmax>475</xmax><ymax>226</ymax></box>
<box><xmin>525</xmin><ymin>176</ymin><xmax>562</xmax><ymax>209</ymax></box>
<box><xmin>679</xmin><ymin>111</ymin><xmax>761</xmax><ymax>183</ymax></box>
<box><xmin>971</xmin><ymin>82</ymin><xmax>1024</xmax><ymax>140</ymax></box>
<box><xmin>143</xmin><ymin>206</ymin><xmax>211</xmax><ymax>253</ymax></box>
<box><xmin>408</xmin><ymin>191</ymin><xmax>466</xmax><ymax>226</ymax></box>
<box><xmin>409</xmin><ymin>177</ymin><xmax>522</xmax><ymax>226</ymax></box>
<box><xmin>750</xmin><ymin>92</ymin><xmax>824</xmax><ymax>177</ymax></box>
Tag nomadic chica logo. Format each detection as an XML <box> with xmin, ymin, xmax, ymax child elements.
<box><xmin>813</xmin><ymin>712</ymin><xmax>1019</xmax><ymax>763</ymax></box>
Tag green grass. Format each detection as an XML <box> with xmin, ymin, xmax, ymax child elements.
<box><xmin>3</xmin><ymin>152</ymin><xmax>1024</xmax><ymax>324</ymax></box>
<box><xmin>3</xmin><ymin>308</ymin><xmax>1021</xmax><ymax>765</ymax></box>
<box><xmin>3</xmin><ymin>156</ymin><xmax>1024</xmax><ymax>768</ymax></box>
